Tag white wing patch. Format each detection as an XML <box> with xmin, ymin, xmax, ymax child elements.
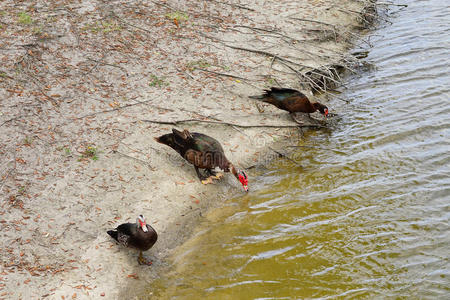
<box><xmin>118</xmin><ymin>233</ymin><xmax>130</xmax><ymax>246</ymax></box>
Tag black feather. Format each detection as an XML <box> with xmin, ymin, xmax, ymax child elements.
<box><xmin>107</xmin><ymin>230</ymin><xmax>118</xmax><ymax>241</ymax></box>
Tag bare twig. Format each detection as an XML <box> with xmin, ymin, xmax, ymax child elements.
<box><xmin>209</xmin><ymin>0</ymin><xmax>255</xmax><ymax>11</ymax></box>
<box><xmin>0</xmin><ymin>117</ymin><xmax>19</xmax><ymax>127</ymax></box>
<box><xmin>86</xmin><ymin>57</ymin><xmax>129</xmax><ymax>76</ymax></box>
<box><xmin>0</xmin><ymin>168</ymin><xmax>14</xmax><ymax>193</ymax></box>
<box><xmin>336</xmin><ymin>7</ymin><xmax>391</xmax><ymax>25</ymax></box>
<box><xmin>195</xmin><ymin>68</ymin><xmax>248</xmax><ymax>80</ymax></box>
<box><xmin>234</xmin><ymin>25</ymin><xmax>309</xmax><ymax>43</ymax></box>
<box><xmin>289</xmin><ymin>17</ymin><xmax>336</xmax><ymax>28</ymax></box>
<box><xmin>74</xmin><ymin>99</ymin><xmax>171</xmax><ymax>120</ymax></box>
<box><xmin>112</xmin><ymin>12</ymin><xmax>154</xmax><ymax>35</ymax></box>
<box><xmin>25</xmin><ymin>73</ymin><xmax>60</xmax><ymax>106</ymax></box>
<box><xmin>287</xmin><ymin>145</ymin><xmax>330</xmax><ymax>150</ymax></box>
<box><xmin>112</xmin><ymin>150</ymin><xmax>155</xmax><ymax>171</ymax></box>
<box><xmin>224</xmin><ymin>44</ymin><xmax>308</xmax><ymax>70</ymax></box>
<box><xmin>376</xmin><ymin>2</ymin><xmax>408</xmax><ymax>7</ymax></box>
<box><xmin>268</xmin><ymin>147</ymin><xmax>303</xmax><ymax>167</ymax></box>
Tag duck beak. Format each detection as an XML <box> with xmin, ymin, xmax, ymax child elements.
<box><xmin>243</xmin><ymin>185</ymin><xmax>249</xmax><ymax>192</ymax></box>
<box><xmin>140</xmin><ymin>220</ymin><xmax>148</xmax><ymax>232</ymax></box>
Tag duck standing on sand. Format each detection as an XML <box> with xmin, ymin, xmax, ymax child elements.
<box><xmin>107</xmin><ymin>215</ymin><xmax>158</xmax><ymax>265</ymax></box>
<box><xmin>155</xmin><ymin>128</ymin><xmax>249</xmax><ymax>192</ymax></box>
<box><xmin>249</xmin><ymin>87</ymin><xmax>329</xmax><ymax>123</ymax></box>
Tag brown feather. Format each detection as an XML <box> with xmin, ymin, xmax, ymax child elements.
<box><xmin>250</xmin><ymin>87</ymin><xmax>327</xmax><ymax>114</ymax></box>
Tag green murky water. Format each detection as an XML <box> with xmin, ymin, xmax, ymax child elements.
<box><xmin>149</xmin><ymin>1</ymin><xmax>450</xmax><ymax>298</ymax></box>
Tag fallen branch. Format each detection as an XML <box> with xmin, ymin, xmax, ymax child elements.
<box><xmin>74</xmin><ymin>99</ymin><xmax>173</xmax><ymax>120</ymax></box>
<box><xmin>268</xmin><ymin>147</ymin><xmax>303</xmax><ymax>167</ymax></box>
<box><xmin>0</xmin><ymin>167</ymin><xmax>14</xmax><ymax>193</ymax></box>
<box><xmin>287</xmin><ymin>145</ymin><xmax>330</xmax><ymax>150</ymax></box>
<box><xmin>223</xmin><ymin>44</ymin><xmax>308</xmax><ymax>70</ymax></box>
<box><xmin>142</xmin><ymin>118</ymin><xmax>327</xmax><ymax>129</ymax></box>
<box><xmin>376</xmin><ymin>2</ymin><xmax>408</xmax><ymax>7</ymax></box>
<box><xmin>234</xmin><ymin>25</ymin><xmax>309</xmax><ymax>44</ymax></box>
<box><xmin>112</xmin><ymin>150</ymin><xmax>155</xmax><ymax>171</ymax></box>
<box><xmin>112</xmin><ymin>12</ymin><xmax>154</xmax><ymax>35</ymax></box>
<box><xmin>26</xmin><ymin>73</ymin><xmax>60</xmax><ymax>106</ymax></box>
<box><xmin>86</xmin><ymin>57</ymin><xmax>129</xmax><ymax>76</ymax></box>
<box><xmin>209</xmin><ymin>0</ymin><xmax>255</xmax><ymax>11</ymax></box>
<box><xmin>0</xmin><ymin>117</ymin><xmax>19</xmax><ymax>127</ymax></box>
<box><xmin>195</xmin><ymin>68</ymin><xmax>248</xmax><ymax>80</ymax></box>
<box><xmin>289</xmin><ymin>17</ymin><xmax>336</xmax><ymax>28</ymax></box>
<box><xmin>336</xmin><ymin>7</ymin><xmax>390</xmax><ymax>26</ymax></box>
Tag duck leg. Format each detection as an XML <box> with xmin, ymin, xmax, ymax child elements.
<box><xmin>206</xmin><ymin>169</ymin><xmax>224</xmax><ymax>180</ymax></box>
<box><xmin>195</xmin><ymin>167</ymin><xmax>214</xmax><ymax>184</ymax></box>
<box><xmin>290</xmin><ymin>112</ymin><xmax>305</xmax><ymax>125</ymax></box>
<box><xmin>291</xmin><ymin>112</ymin><xmax>321</xmax><ymax>125</ymax></box>
<box><xmin>137</xmin><ymin>251</ymin><xmax>152</xmax><ymax>266</ymax></box>
<box><xmin>255</xmin><ymin>102</ymin><xmax>265</xmax><ymax>113</ymax></box>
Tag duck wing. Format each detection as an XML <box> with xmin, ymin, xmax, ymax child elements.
<box><xmin>157</xmin><ymin>129</ymin><xmax>230</xmax><ymax>170</ymax></box>
<box><xmin>184</xmin><ymin>133</ymin><xmax>230</xmax><ymax>170</ymax></box>
<box><xmin>107</xmin><ymin>222</ymin><xmax>135</xmax><ymax>247</ymax></box>
<box><xmin>190</xmin><ymin>133</ymin><xmax>224</xmax><ymax>153</ymax></box>
<box><xmin>268</xmin><ymin>87</ymin><xmax>305</xmax><ymax>100</ymax></box>
<box><xmin>269</xmin><ymin>88</ymin><xmax>313</xmax><ymax>113</ymax></box>
<box><xmin>250</xmin><ymin>87</ymin><xmax>309</xmax><ymax>112</ymax></box>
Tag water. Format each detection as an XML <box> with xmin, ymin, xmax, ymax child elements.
<box><xmin>149</xmin><ymin>1</ymin><xmax>450</xmax><ymax>298</ymax></box>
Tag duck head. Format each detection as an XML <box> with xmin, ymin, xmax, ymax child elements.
<box><xmin>313</xmin><ymin>103</ymin><xmax>329</xmax><ymax>117</ymax></box>
<box><xmin>136</xmin><ymin>215</ymin><xmax>148</xmax><ymax>232</ymax></box>
<box><xmin>230</xmin><ymin>164</ymin><xmax>249</xmax><ymax>192</ymax></box>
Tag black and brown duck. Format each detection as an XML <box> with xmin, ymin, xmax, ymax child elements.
<box><xmin>155</xmin><ymin>128</ymin><xmax>248</xmax><ymax>192</ymax></box>
<box><xmin>107</xmin><ymin>215</ymin><xmax>157</xmax><ymax>265</ymax></box>
<box><xmin>249</xmin><ymin>87</ymin><xmax>329</xmax><ymax>121</ymax></box>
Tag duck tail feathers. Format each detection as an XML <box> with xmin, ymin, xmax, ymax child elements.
<box><xmin>248</xmin><ymin>95</ymin><xmax>265</xmax><ymax>100</ymax></box>
<box><xmin>154</xmin><ymin>133</ymin><xmax>174</xmax><ymax>146</ymax></box>
<box><xmin>107</xmin><ymin>230</ymin><xmax>118</xmax><ymax>241</ymax></box>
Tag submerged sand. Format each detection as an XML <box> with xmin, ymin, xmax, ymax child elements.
<box><xmin>0</xmin><ymin>0</ymin><xmax>375</xmax><ymax>298</ymax></box>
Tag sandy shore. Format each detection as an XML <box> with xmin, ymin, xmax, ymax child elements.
<box><xmin>0</xmin><ymin>0</ymin><xmax>375</xmax><ymax>298</ymax></box>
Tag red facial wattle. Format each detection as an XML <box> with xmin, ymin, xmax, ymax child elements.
<box><xmin>238</xmin><ymin>174</ymin><xmax>249</xmax><ymax>192</ymax></box>
<box><xmin>324</xmin><ymin>109</ymin><xmax>329</xmax><ymax>117</ymax></box>
<box><xmin>139</xmin><ymin>220</ymin><xmax>148</xmax><ymax>232</ymax></box>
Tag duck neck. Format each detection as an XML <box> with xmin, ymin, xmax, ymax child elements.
<box><xmin>230</xmin><ymin>163</ymin><xmax>239</xmax><ymax>180</ymax></box>
<box><xmin>312</xmin><ymin>102</ymin><xmax>320</xmax><ymax>113</ymax></box>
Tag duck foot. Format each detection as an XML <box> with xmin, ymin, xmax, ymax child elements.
<box><xmin>206</xmin><ymin>169</ymin><xmax>224</xmax><ymax>180</ymax></box>
<box><xmin>195</xmin><ymin>166</ymin><xmax>211</xmax><ymax>182</ymax></box>
<box><xmin>201</xmin><ymin>177</ymin><xmax>214</xmax><ymax>185</ymax></box>
<box><xmin>211</xmin><ymin>172</ymin><xmax>224</xmax><ymax>180</ymax></box>
<box><xmin>138</xmin><ymin>252</ymin><xmax>152</xmax><ymax>266</ymax></box>
<box><xmin>291</xmin><ymin>112</ymin><xmax>323</xmax><ymax>126</ymax></box>
<box><xmin>290</xmin><ymin>113</ymin><xmax>305</xmax><ymax>125</ymax></box>
<box><xmin>255</xmin><ymin>103</ymin><xmax>265</xmax><ymax>113</ymax></box>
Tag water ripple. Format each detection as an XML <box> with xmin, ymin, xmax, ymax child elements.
<box><xmin>150</xmin><ymin>1</ymin><xmax>450</xmax><ymax>298</ymax></box>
